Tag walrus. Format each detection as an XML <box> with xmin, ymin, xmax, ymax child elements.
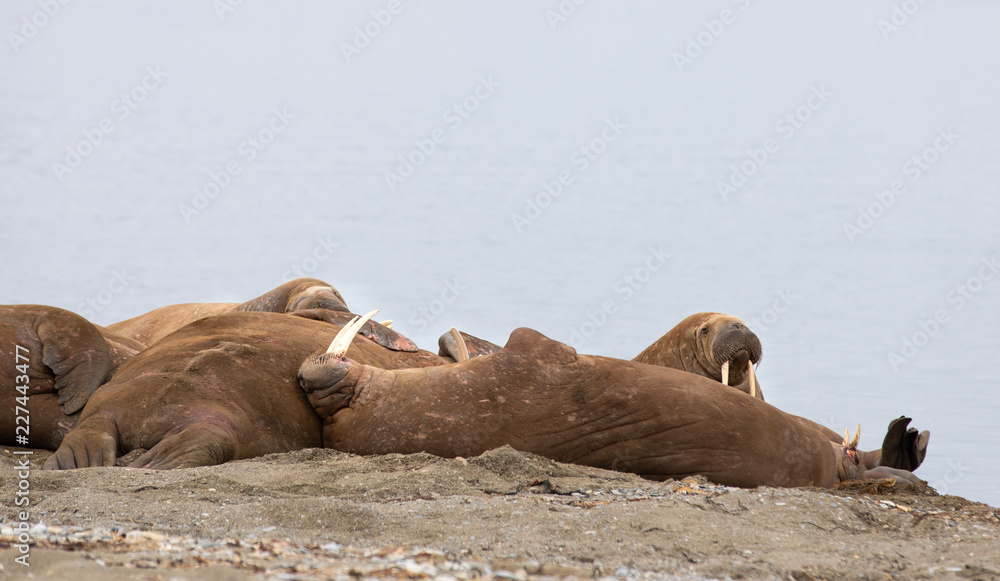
<box><xmin>631</xmin><ymin>313</ymin><xmax>929</xmax><ymax>471</ymax></box>
<box><xmin>0</xmin><ymin>305</ymin><xmax>144</xmax><ymax>450</ymax></box>
<box><xmin>437</xmin><ymin>318</ymin><xmax>927</xmax><ymax>473</ymax></box>
<box><xmin>298</xmin><ymin>324</ymin><xmax>923</xmax><ymax>489</ymax></box>
<box><xmin>633</xmin><ymin>312</ymin><xmax>763</xmax><ymax>399</ymax></box>
<box><xmin>106</xmin><ymin>278</ymin><xmax>414</xmax><ymax>351</ymax></box>
<box><xmin>43</xmin><ymin>310</ymin><xmax>442</xmax><ymax>470</ymax></box>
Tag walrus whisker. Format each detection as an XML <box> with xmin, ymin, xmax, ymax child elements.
<box><xmin>720</xmin><ymin>360</ymin><xmax>730</xmax><ymax>386</ymax></box>
<box><xmin>450</xmin><ymin>326</ymin><xmax>469</xmax><ymax>362</ymax></box>
<box><xmin>747</xmin><ymin>360</ymin><xmax>757</xmax><ymax>398</ymax></box>
<box><xmin>326</xmin><ymin>309</ymin><xmax>379</xmax><ymax>356</ymax></box>
<box><xmin>378</xmin><ymin>319</ymin><xmax>393</xmax><ymax>329</ymax></box>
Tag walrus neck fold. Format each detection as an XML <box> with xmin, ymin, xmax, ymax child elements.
<box><xmin>833</xmin><ymin>442</ymin><xmax>865</xmax><ymax>483</ymax></box>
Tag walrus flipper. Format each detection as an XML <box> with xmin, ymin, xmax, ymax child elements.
<box><xmin>128</xmin><ymin>422</ymin><xmax>238</xmax><ymax>469</ymax></box>
<box><xmin>38</xmin><ymin>312</ymin><xmax>115</xmax><ymax>415</ymax></box>
<box><xmin>861</xmin><ymin>465</ymin><xmax>925</xmax><ymax>484</ymax></box>
<box><xmin>42</xmin><ymin>416</ymin><xmax>118</xmax><ymax>469</ymax></box>
<box><xmin>877</xmin><ymin>416</ymin><xmax>930</xmax><ymax>472</ymax></box>
<box><xmin>290</xmin><ymin>308</ymin><xmax>419</xmax><ymax>352</ymax></box>
<box><xmin>438</xmin><ymin>329</ymin><xmax>502</xmax><ymax>362</ymax></box>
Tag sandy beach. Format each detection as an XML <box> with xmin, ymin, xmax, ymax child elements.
<box><xmin>1</xmin><ymin>445</ymin><xmax>997</xmax><ymax>580</ymax></box>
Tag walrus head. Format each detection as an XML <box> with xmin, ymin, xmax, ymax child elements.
<box><xmin>633</xmin><ymin>312</ymin><xmax>764</xmax><ymax>399</ymax></box>
<box><xmin>299</xmin><ymin>310</ymin><xmax>379</xmax><ymax>416</ymax></box>
<box><xmin>285</xmin><ymin>284</ymin><xmax>350</xmax><ymax>313</ymax></box>
<box><xmin>237</xmin><ymin>278</ymin><xmax>350</xmax><ymax>314</ymax></box>
<box><xmin>703</xmin><ymin>316</ymin><xmax>762</xmax><ymax>387</ymax></box>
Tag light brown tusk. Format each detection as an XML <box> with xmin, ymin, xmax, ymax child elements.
<box><xmin>842</xmin><ymin>428</ymin><xmax>850</xmax><ymax>447</ymax></box>
<box><xmin>450</xmin><ymin>326</ymin><xmax>469</xmax><ymax>362</ymax></box>
<box><xmin>326</xmin><ymin>309</ymin><xmax>379</xmax><ymax>356</ymax></box>
<box><xmin>378</xmin><ymin>319</ymin><xmax>393</xmax><ymax>329</ymax></box>
<box><xmin>721</xmin><ymin>360</ymin><xmax>730</xmax><ymax>386</ymax></box>
<box><xmin>851</xmin><ymin>424</ymin><xmax>860</xmax><ymax>449</ymax></box>
<box><xmin>747</xmin><ymin>360</ymin><xmax>757</xmax><ymax>399</ymax></box>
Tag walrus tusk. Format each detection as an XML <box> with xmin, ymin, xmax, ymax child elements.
<box><xmin>326</xmin><ymin>309</ymin><xmax>379</xmax><ymax>357</ymax></box>
<box><xmin>747</xmin><ymin>360</ymin><xmax>757</xmax><ymax>399</ymax></box>
<box><xmin>378</xmin><ymin>319</ymin><xmax>393</xmax><ymax>329</ymax></box>
<box><xmin>721</xmin><ymin>360</ymin><xmax>730</xmax><ymax>386</ymax></box>
<box><xmin>450</xmin><ymin>326</ymin><xmax>469</xmax><ymax>362</ymax></box>
<box><xmin>851</xmin><ymin>424</ymin><xmax>861</xmax><ymax>449</ymax></box>
<box><xmin>843</xmin><ymin>428</ymin><xmax>851</xmax><ymax>447</ymax></box>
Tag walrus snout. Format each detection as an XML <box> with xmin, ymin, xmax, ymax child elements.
<box><xmin>298</xmin><ymin>353</ymin><xmax>359</xmax><ymax>415</ymax></box>
<box><xmin>299</xmin><ymin>353</ymin><xmax>352</xmax><ymax>391</ymax></box>
<box><xmin>711</xmin><ymin>324</ymin><xmax>763</xmax><ymax>367</ymax></box>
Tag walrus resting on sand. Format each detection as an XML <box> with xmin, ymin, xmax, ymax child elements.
<box><xmin>633</xmin><ymin>312</ymin><xmax>764</xmax><ymax>399</ymax></box>
<box><xmin>106</xmin><ymin>278</ymin><xmax>410</xmax><ymax>349</ymax></box>
<box><xmin>43</xmin><ymin>310</ymin><xmax>441</xmax><ymax>470</ymax></box>
<box><xmin>1</xmin><ymin>305</ymin><xmax>144</xmax><ymax>450</ymax></box>
<box><xmin>629</xmin><ymin>312</ymin><xmax>929</xmax><ymax>471</ymax></box>
<box><xmin>299</xmin><ymin>323</ymin><xmax>925</xmax><ymax>489</ymax></box>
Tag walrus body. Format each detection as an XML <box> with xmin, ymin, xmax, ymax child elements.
<box><xmin>634</xmin><ymin>312</ymin><xmax>763</xmax><ymax>399</ymax></box>
<box><xmin>44</xmin><ymin>311</ymin><xmax>443</xmax><ymax>470</ymax></box>
<box><xmin>299</xmin><ymin>327</ymin><xmax>920</xmax><ymax>488</ymax></box>
<box><xmin>0</xmin><ymin>305</ymin><xmax>144</xmax><ymax>450</ymax></box>
<box><xmin>107</xmin><ymin>278</ymin><xmax>352</xmax><ymax>346</ymax></box>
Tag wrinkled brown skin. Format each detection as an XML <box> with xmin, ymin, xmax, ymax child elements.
<box><xmin>633</xmin><ymin>312</ymin><xmax>764</xmax><ymax>400</ymax></box>
<box><xmin>299</xmin><ymin>327</ymin><xmax>924</xmax><ymax>488</ymax></box>
<box><xmin>106</xmin><ymin>278</ymin><xmax>352</xmax><ymax>346</ymax></box>
<box><xmin>0</xmin><ymin>305</ymin><xmax>144</xmax><ymax>450</ymax></box>
<box><xmin>44</xmin><ymin>312</ymin><xmax>443</xmax><ymax>470</ymax></box>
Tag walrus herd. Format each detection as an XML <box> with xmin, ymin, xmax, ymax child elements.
<box><xmin>2</xmin><ymin>278</ymin><xmax>930</xmax><ymax>489</ymax></box>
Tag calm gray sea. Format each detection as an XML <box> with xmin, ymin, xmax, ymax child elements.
<box><xmin>2</xmin><ymin>1</ymin><xmax>998</xmax><ymax>506</ymax></box>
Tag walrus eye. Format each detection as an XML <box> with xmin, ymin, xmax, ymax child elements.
<box><xmin>700</xmin><ymin>326</ymin><xmax>709</xmax><ymax>335</ymax></box>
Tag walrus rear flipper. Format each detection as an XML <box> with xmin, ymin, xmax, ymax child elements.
<box><xmin>290</xmin><ymin>308</ymin><xmax>419</xmax><ymax>352</ymax></box>
<box><xmin>42</xmin><ymin>416</ymin><xmax>118</xmax><ymax>469</ymax></box>
<box><xmin>438</xmin><ymin>329</ymin><xmax>502</xmax><ymax>362</ymax></box>
<box><xmin>877</xmin><ymin>416</ymin><xmax>930</xmax><ymax>471</ymax></box>
<box><xmin>127</xmin><ymin>422</ymin><xmax>238</xmax><ymax>469</ymax></box>
<box><xmin>38</xmin><ymin>312</ymin><xmax>116</xmax><ymax>415</ymax></box>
